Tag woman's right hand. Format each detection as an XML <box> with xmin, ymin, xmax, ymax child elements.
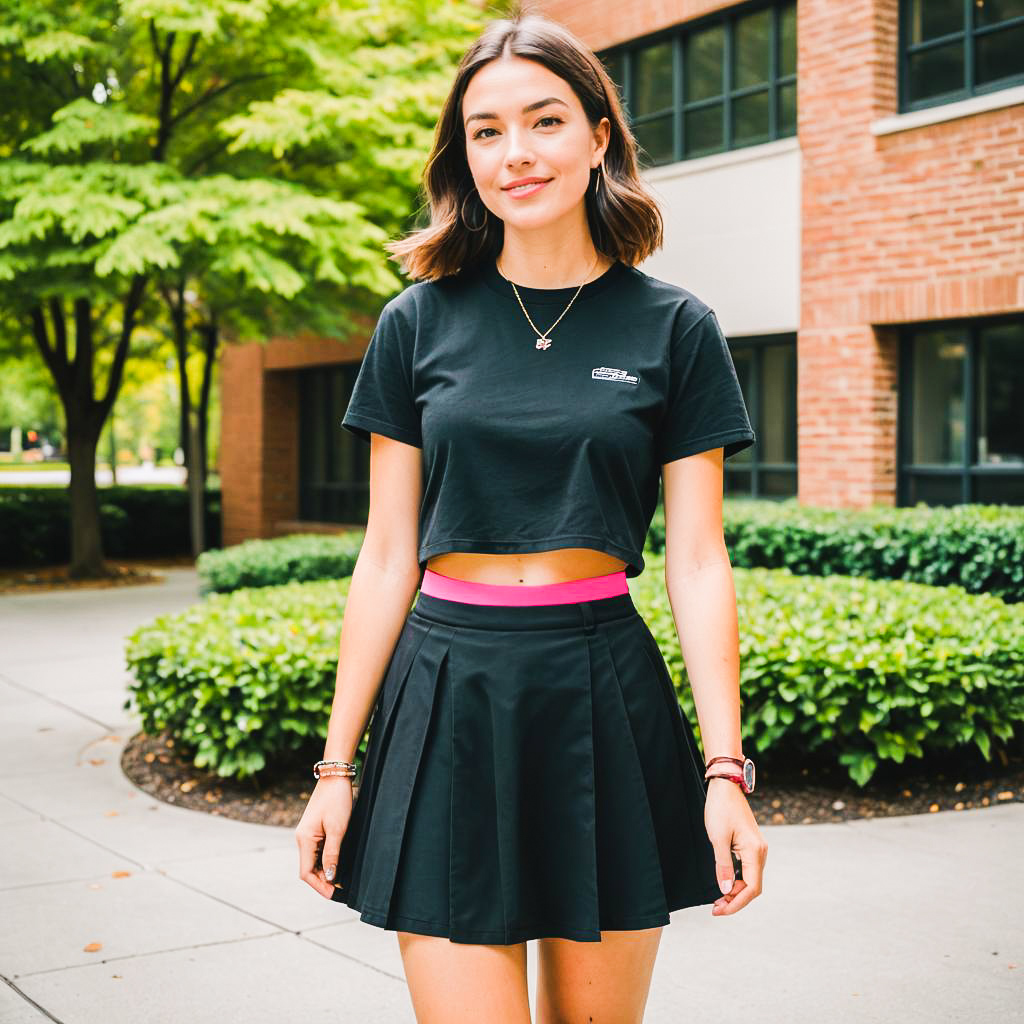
<box><xmin>295</xmin><ymin>777</ymin><xmax>354</xmax><ymax>899</ymax></box>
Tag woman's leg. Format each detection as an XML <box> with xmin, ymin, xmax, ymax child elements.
<box><xmin>397</xmin><ymin>931</ymin><xmax>532</xmax><ymax>1024</ymax></box>
<box><xmin>535</xmin><ymin>927</ymin><xmax>664</xmax><ymax>1024</ymax></box>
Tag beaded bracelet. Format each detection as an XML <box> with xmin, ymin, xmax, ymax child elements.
<box><xmin>313</xmin><ymin>759</ymin><xmax>357</xmax><ymax>780</ymax></box>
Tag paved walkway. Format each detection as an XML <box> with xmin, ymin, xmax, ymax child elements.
<box><xmin>0</xmin><ymin>568</ymin><xmax>1020</xmax><ymax>1023</ymax></box>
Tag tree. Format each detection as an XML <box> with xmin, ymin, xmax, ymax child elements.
<box><xmin>0</xmin><ymin>0</ymin><xmax>483</xmax><ymax>576</ymax></box>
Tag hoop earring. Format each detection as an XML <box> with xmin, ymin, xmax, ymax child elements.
<box><xmin>460</xmin><ymin>189</ymin><xmax>488</xmax><ymax>232</ymax></box>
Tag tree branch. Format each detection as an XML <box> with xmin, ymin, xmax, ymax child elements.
<box><xmin>98</xmin><ymin>275</ymin><xmax>148</xmax><ymax>414</ymax></box>
<box><xmin>48</xmin><ymin>297</ymin><xmax>69</xmax><ymax>366</ymax></box>
<box><xmin>168</xmin><ymin>72</ymin><xmax>276</xmax><ymax>129</ymax></box>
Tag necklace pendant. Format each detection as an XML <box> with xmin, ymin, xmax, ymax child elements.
<box><xmin>535</xmin><ymin>337</ymin><xmax>552</xmax><ymax>350</ymax></box>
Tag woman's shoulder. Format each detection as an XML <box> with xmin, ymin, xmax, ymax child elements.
<box><xmin>618</xmin><ymin>263</ymin><xmax>714</xmax><ymax>337</ymax></box>
<box><xmin>382</xmin><ymin>265</ymin><xmax>478</xmax><ymax>319</ymax></box>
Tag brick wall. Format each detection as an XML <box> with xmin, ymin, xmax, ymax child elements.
<box><xmin>219</xmin><ymin>319</ymin><xmax>371</xmax><ymax>546</ymax></box>
<box><xmin>540</xmin><ymin>0</ymin><xmax>1024</xmax><ymax>507</ymax></box>
<box><xmin>797</xmin><ymin>0</ymin><xmax>1023</xmax><ymax>504</ymax></box>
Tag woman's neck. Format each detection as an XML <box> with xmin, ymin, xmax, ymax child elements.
<box><xmin>495</xmin><ymin>245</ymin><xmax>612</xmax><ymax>290</ymax></box>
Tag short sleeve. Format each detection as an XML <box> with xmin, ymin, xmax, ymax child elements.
<box><xmin>341</xmin><ymin>298</ymin><xmax>422</xmax><ymax>448</ymax></box>
<box><xmin>657</xmin><ymin>308</ymin><xmax>756</xmax><ymax>465</ymax></box>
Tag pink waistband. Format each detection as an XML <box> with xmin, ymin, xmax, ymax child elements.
<box><xmin>419</xmin><ymin>568</ymin><xmax>629</xmax><ymax>606</ymax></box>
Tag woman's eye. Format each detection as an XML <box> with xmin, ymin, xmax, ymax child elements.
<box><xmin>471</xmin><ymin>115</ymin><xmax>564</xmax><ymax>140</ymax></box>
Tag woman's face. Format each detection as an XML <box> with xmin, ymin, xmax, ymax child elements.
<box><xmin>461</xmin><ymin>56</ymin><xmax>609</xmax><ymax>233</ymax></box>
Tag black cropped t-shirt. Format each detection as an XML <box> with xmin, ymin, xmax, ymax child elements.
<box><xmin>340</xmin><ymin>256</ymin><xmax>756</xmax><ymax>578</ymax></box>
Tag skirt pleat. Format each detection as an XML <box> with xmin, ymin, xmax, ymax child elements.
<box><xmin>331</xmin><ymin>591</ymin><xmax>723</xmax><ymax>944</ymax></box>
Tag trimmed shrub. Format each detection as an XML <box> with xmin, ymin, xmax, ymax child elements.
<box><xmin>643</xmin><ymin>560</ymin><xmax>1024</xmax><ymax>786</ymax></box>
<box><xmin>196</xmin><ymin>532</ymin><xmax>364</xmax><ymax>594</ymax></box>
<box><xmin>124</xmin><ymin>553</ymin><xmax>1024</xmax><ymax>785</ymax></box>
<box><xmin>0</xmin><ymin>484</ymin><xmax>221</xmax><ymax>566</ymax></box>
<box><xmin>648</xmin><ymin>499</ymin><xmax>1024</xmax><ymax>603</ymax></box>
<box><xmin>124</xmin><ymin>578</ymin><xmax>350</xmax><ymax>780</ymax></box>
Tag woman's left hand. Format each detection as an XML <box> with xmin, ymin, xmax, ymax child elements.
<box><xmin>703</xmin><ymin>777</ymin><xmax>767</xmax><ymax>916</ymax></box>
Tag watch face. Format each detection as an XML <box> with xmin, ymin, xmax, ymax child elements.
<box><xmin>743</xmin><ymin>758</ymin><xmax>755</xmax><ymax>792</ymax></box>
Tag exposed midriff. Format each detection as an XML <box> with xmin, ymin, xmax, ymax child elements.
<box><xmin>425</xmin><ymin>547</ymin><xmax>629</xmax><ymax>586</ymax></box>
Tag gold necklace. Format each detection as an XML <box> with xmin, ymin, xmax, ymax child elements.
<box><xmin>496</xmin><ymin>252</ymin><xmax>603</xmax><ymax>351</ymax></box>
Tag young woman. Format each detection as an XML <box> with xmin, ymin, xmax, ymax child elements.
<box><xmin>296</xmin><ymin>11</ymin><xmax>768</xmax><ymax>1023</ymax></box>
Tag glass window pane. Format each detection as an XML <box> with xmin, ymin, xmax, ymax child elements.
<box><xmin>686</xmin><ymin>25</ymin><xmax>725</xmax><ymax>101</ymax></box>
<box><xmin>684</xmin><ymin>103</ymin><xmax>724</xmax><ymax>156</ymax></box>
<box><xmin>733</xmin><ymin>89</ymin><xmax>771</xmax><ymax>146</ymax></box>
<box><xmin>758</xmin><ymin>469</ymin><xmax>797</xmax><ymax>497</ymax></box>
<box><xmin>733</xmin><ymin>8</ymin><xmax>772</xmax><ymax>89</ymax></box>
<box><xmin>779</xmin><ymin>2</ymin><xmax>797</xmax><ymax>78</ymax></box>
<box><xmin>778</xmin><ymin>81</ymin><xmax>797</xmax><ymax>135</ymax></box>
<box><xmin>730</xmin><ymin>347</ymin><xmax>755</xmax><ymax>463</ymax></box>
<box><xmin>974</xmin><ymin>475</ymin><xmax>1024</xmax><ymax>503</ymax></box>
<box><xmin>975</xmin><ymin>0</ymin><xmax>1024</xmax><ymax>27</ymax></box>
<box><xmin>724</xmin><ymin>468</ymin><xmax>753</xmax><ymax>496</ymax></box>
<box><xmin>633</xmin><ymin>40</ymin><xmax>673</xmax><ymax>116</ymax></box>
<box><xmin>904</xmin><ymin>474</ymin><xmax>964</xmax><ymax>505</ymax></box>
<box><xmin>975</xmin><ymin>24</ymin><xmax>1024</xmax><ymax>87</ymax></box>
<box><xmin>907</xmin><ymin>41</ymin><xmax>965</xmax><ymax>103</ymax></box>
<box><xmin>976</xmin><ymin>322</ymin><xmax>1024</xmax><ymax>465</ymax></box>
<box><xmin>911</xmin><ymin>330</ymin><xmax>966</xmax><ymax>465</ymax></box>
<box><xmin>906</xmin><ymin>0</ymin><xmax>964</xmax><ymax>44</ymax></box>
<box><xmin>634</xmin><ymin>114</ymin><xmax>674</xmax><ymax>166</ymax></box>
<box><xmin>762</xmin><ymin>342</ymin><xmax>797</xmax><ymax>465</ymax></box>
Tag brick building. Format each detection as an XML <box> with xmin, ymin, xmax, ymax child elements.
<box><xmin>219</xmin><ymin>0</ymin><xmax>1024</xmax><ymax>548</ymax></box>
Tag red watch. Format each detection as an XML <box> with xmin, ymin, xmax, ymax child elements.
<box><xmin>704</xmin><ymin>755</ymin><xmax>756</xmax><ymax>794</ymax></box>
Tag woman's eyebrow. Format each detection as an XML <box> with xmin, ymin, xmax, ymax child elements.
<box><xmin>465</xmin><ymin>96</ymin><xmax>569</xmax><ymax>127</ymax></box>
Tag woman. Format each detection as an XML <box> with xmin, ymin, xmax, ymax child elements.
<box><xmin>296</xmin><ymin>11</ymin><xmax>768</xmax><ymax>1023</ymax></box>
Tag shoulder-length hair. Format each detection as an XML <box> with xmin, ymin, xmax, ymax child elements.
<box><xmin>385</xmin><ymin>9</ymin><xmax>664</xmax><ymax>281</ymax></box>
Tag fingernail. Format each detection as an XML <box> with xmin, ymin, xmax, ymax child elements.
<box><xmin>325</xmin><ymin>866</ymin><xmax>335</xmax><ymax>881</ymax></box>
<box><xmin>719</xmin><ymin>877</ymin><xmax>733</xmax><ymax>894</ymax></box>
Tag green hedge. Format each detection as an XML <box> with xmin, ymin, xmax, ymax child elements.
<box><xmin>124</xmin><ymin>578</ymin><xmax>346</xmax><ymax>780</ymax></box>
<box><xmin>0</xmin><ymin>484</ymin><xmax>221</xmax><ymax>566</ymax></box>
<box><xmin>124</xmin><ymin>553</ymin><xmax>1024</xmax><ymax>785</ymax></box>
<box><xmin>196</xmin><ymin>531</ymin><xmax>364</xmax><ymax>594</ymax></box>
<box><xmin>647</xmin><ymin>563</ymin><xmax>1024</xmax><ymax>786</ymax></box>
<box><xmin>648</xmin><ymin>499</ymin><xmax>1024</xmax><ymax>604</ymax></box>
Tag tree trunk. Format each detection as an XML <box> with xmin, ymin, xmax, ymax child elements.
<box><xmin>187</xmin><ymin>408</ymin><xmax>204</xmax><ymax>556</ymax></box>
<box><xmin>197</xmin><ymin>315</ymin><xmax>218</xmax><ymax>488</ymax></box>
<box><xmin>107</xmin><ymin>410</ymin><xmax>118</xmax><ymax>485</ymax></box>
<box><xmin>66</xmin><ymin>421</ymin><xmax>109</xmax><ymax>579</ymax></box>
<box><xmin>29</xmin><ymin>279</ymin><xmax>147</xmax><ymax>580</ymax></box>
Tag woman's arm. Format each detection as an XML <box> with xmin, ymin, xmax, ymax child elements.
<box><xmin>321</xmin><ymin>432</ymin><xmax>424</xmax><ymax>764</ymax></box>
<box><xmin>660</xmin><ymin>447</ymin><xmax>743</xmax><ymax>763</ymax></box>
<box><xmin>661</xmin><ymin>447</ymin><xmax>766</xmax><ymax>916</ymax></box>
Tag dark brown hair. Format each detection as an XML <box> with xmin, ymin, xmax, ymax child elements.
<box><xmin>385</xmin><ymin>8</ymin><xmax>664</xmax><ymax>281</ymax></box>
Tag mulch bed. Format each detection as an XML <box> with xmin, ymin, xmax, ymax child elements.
<box><xmin>121</xmin><ymin>728</ymin><xmax>1024</xmax><ymax>829</ymax></box>
<box><xmin>0</xmin><ymin>555</ymin><xmax>197</xmax><ymax>594</ymax></box>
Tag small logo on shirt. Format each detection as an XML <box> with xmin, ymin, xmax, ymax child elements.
<box><xmin>592</xmin><ymin>366</ymin><xmax>638</xmax><ymax>385</ymax></box>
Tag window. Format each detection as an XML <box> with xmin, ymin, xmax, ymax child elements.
<box><xmin>899</xmin><ymin>316</ymin><xmax>1024</xmax><ymax>504</ymax></box>
<box><xmin>899</xmin><ymin>0</ymin><xmax>1024</xmax><ymax>111</ymax></box>
<box><xmin>598</xmin><ymin>0</ymin><xmax>796</xmax><ymax>168</ymax></box>
<box><xmin>725</xmin><ymin>333</ymin><xmax>797</xmax><ymax>500</ymax></box>
<box><xmin>297</xmin><ymin>364</ymin><xmax>368</xmax><ymax>524</ymax></box>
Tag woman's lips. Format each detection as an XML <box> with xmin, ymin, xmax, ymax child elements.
<box><xmin>502</xmin><ymin>179</ymin><xmax>551</xmax><ymax>199</ymax></box>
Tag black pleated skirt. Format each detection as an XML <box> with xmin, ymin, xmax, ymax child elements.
<box><xmin>331</xmin><ymin>588</ymin><xmax>723</xmax><ymax>944</ymax></box>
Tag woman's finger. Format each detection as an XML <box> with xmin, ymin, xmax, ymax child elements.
<box><xmin>712</xmin><ymin>838</ymin><xmax>766</xmax><ymax>915</ymax></box>
<box><xmin>296</xmin><ymin>831</ymin><xmax>333</xmax><ymax>898</ymax></box>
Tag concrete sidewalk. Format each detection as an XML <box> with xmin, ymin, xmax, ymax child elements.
<box><xmin>0</xmin><ymin>568</ymin><xmax>1020</xmax><ymax>1023</ymax></box>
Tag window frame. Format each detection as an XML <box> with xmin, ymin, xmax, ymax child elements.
<box><xmin>598</xmin><ymin>0</ymin><xmax>797</xmax><ymax>168</ymax></box>
<box><xmin>897</xmin><ymin>313</ymin><xmax>1024</xmax><ymax>506</ymax></box>
<box><xmin>898</xmin><ymin>0</ymin><xmax>1024</xmax><ymax>114</ymax></box>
